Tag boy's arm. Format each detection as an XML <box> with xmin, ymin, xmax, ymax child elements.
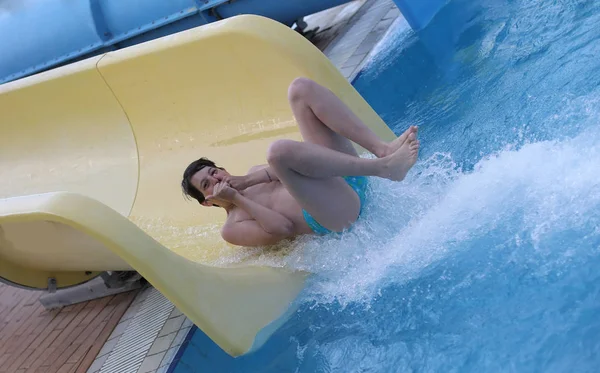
<box><xmin>222</xmin><ymin>193</ymin><xmax>294</xmax><ymax>246</ymax></box>
<box><xmin>225</xmin><ymin>165</ymin><xmax>279</xmax><ymax>190</ymax></box>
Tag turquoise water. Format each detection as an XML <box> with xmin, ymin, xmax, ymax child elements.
<box><xmin>172</xmin><ymin>0</ymin><xmax>600</xmax><ymax>371</ymax></box>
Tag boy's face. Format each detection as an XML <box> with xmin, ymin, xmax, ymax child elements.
<box><xmin>190</xmin><ymin>166</ymin><xmax>230</xmax><ymax>206</ymax></box>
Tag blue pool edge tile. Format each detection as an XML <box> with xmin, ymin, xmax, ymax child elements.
<box><xmin>166</xmin><ymin>325</ymin><xmax>198</xmax><ymax>373</ymax></box>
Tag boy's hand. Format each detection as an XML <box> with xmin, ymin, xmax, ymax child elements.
<box><xmin>206</xmin><ymin>182</ymin><xmax>237</xmax><ymax>204</ymax></box>
<box><xmin>223</xmin><ymin>175</ymin><xmax>252</xmax><ymax>191</ymax></box>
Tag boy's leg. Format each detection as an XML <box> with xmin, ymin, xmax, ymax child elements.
<box><xmin>268</xmin><ymin>78</ymin><xmax>419</xmax><ymax>232</ymax></box>
<box><xmin>287</xmin><ymin>77</ymin><xmax>417</xmax><ymax>158</ymax></box>
<box><xmin>267</xmin><ymin>136</ymin><xmax>419</xmax><ymax>232</ymax></box>
<box><xmin>268</xmin><ymin>136</ymin><xmax>418</xmax><ymax>181</ymax></box>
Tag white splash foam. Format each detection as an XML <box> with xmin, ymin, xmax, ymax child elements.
<box><xmin>276</xmin><ymin>124</ymin><xmax>600</xmax><ymax>307</ymax></box>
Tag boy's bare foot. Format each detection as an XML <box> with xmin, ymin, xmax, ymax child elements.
<box><xmin>378</xmin><ymin>125</ymin><xmax>418</xmax><ymax>158</ymax></box>
<box><xmin>380</xmin><ymin>132</ymin><xmax>420</xmax><ymax>181</ymax></box>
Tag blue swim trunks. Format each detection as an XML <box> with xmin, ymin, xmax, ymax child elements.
<box><xmin>302</xmin><ymin>176</ymin><xmax>369</xmax><ymax>235</ymax></box>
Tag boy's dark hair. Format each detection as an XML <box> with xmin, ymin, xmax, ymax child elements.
<box><xmin>181</xmin><ymin>157</ymin><xmax>223</xmax><ymax>205</ymax></box>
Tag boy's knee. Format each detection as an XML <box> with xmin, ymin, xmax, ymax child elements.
<box><xmin>287</xmin><ymin>77</ymin><xmax>315</xmax><ymax>103</ymax></box>
<box><xmin>267</xmin><ymin>139</ymin><xmax>297</xmax><ymax>166</ymax></box>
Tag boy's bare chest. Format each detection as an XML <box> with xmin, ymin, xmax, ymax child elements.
<box><xmin>234</xmin><ymin>182</ymin><xmax>302</xmax><ymax>219</ymax></box>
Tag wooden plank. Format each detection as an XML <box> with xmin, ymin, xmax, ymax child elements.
<box><xmin>22</xmin><ymin>329</ymin><xmax>63</xmax><ymax>372</ymax></box>
<box><xmin>0</xmin><ymin>286</ymin><xmax>19</xmax><ymax>317</ymax></box>
<box><xmin>56</xmin><ymin>363</ymin><xmax>74</xmax><ymax>373</ymax></box>
<box><xmin>28</xmin><ymin>312</ymin><xmax>71</xmax><ymax>351</ymax></box>
<box><xmin>0</xmin><ymin>290</ymin><xmax>36</xmax><ymax>349</ymax></box>
<box><xmin>73</xmin><ymin>291</ymin><xmax>137</xmax><ymax>373</ymax></box>
<box><xmin>3</xmin><ymin>302</ymin><xmax>50</xmax><ymax>355</ymax></box>
<box><xmin>0</xmin><ymin>353</ymin><xmax>10</xmax><ymax>367</ymax></box>
<box><xmin>46</xmin><ymin>298</ymin><xmax>116</xmax><ymax>371</ymax></box>
<box><xmin>0</xmin><ymin>282</ymin><xmax>140</xmax><ymax>373</ymax></box>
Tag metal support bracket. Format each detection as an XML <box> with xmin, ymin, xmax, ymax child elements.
<box><xmin>47</xmin><ymin>277</ymin><xmax>57</xmax><ymax>293</ymax></box>
<box><xmin>39</xmin><ymin>271</ymin><xmax>145</xmax><ymax>309</ymax></box>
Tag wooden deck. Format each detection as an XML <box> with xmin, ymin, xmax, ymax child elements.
<box><xmin>0</xmin><ymin>283</ymin><xmax>139</xmax><ymax>373</ymax></box>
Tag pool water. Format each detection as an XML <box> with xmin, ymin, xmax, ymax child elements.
<box><xmin>171</xmin><ymin>0</ymin><xmax>600</xmax><ymax>371</ymax></box>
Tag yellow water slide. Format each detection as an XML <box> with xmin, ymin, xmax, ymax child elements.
<box><xmin>0</xmin><ymin>15</ymin><xmax>394</xmax><ymax>356</ymax></box>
